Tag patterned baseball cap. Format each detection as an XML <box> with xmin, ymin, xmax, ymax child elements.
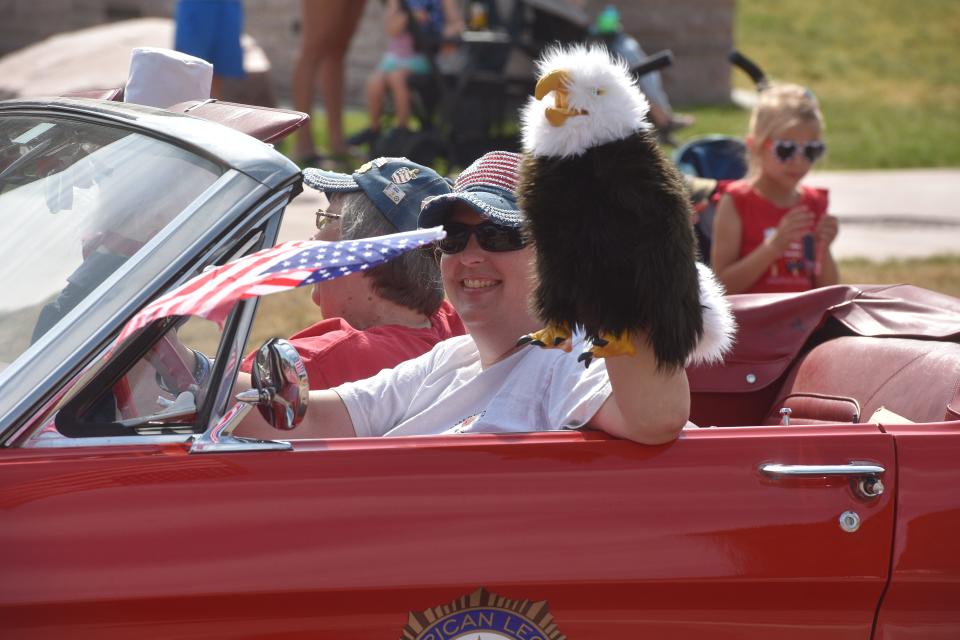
<box><xmin>303</xmin><ymin>157</ymin><xmax>451</xmax><ymax>232</ymax></box>
<box><xmin>419</xmin><ymin>151</ymin><xmax>523</xmax><ymax>229</ymax></box>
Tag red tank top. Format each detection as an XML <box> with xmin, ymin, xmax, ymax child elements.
<box><xmin>727</xmin><ymin>180</ymin><xmax>829</xmax><ymax>294</ymax></box>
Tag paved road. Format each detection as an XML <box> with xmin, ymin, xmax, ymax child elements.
<box><xmin>280</xmin><ymin>169</ymin><xmax>960</xmax><ymax>261</ymax></box>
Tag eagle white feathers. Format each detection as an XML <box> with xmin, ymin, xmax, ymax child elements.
<box><xmin>522</xmin><ymin>45</ymin><xmax>653</xmax><ymax>159</ymax></box>
<box><xmin>516</xmin><ymin>44</ymin><xmax>735</xmax><ymax>368</ymax></box>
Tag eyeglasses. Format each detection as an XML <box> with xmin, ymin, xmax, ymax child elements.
<box><xmin>315</xmin><ymin>209</ymin><xmax>341</xmax><ymax>230</ymax></box>
<box><xmin>438</xmin><ymin>221</ymin><xmax>527</xmax><ymax>254</ymax></box>
<box><xmin>771</xmin><ymin>139</ymin><xmax>827</xmax><ymax>163</ymax></box>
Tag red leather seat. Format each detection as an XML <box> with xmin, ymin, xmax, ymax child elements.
<box><xmin>764</xmin><ymin>336</ymin><xmax>960</xmax><ymax>425</ymax></box>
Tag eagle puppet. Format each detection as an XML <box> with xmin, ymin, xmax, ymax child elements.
<box><xmin>517</xmin><ymin>45</ymin><xmax>735</xmax><ymax>368</ymax></box>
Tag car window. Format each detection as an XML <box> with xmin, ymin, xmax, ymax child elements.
<box><xmin>0</xmin><ymin>116</ymin><xmax>222</xmax><ymax>373</ymax></box>
<box><xmin>37</xmin><ymin>312</ymin><xmax>228</xmax><ymax>441</ymax></box>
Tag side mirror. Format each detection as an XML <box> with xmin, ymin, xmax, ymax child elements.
<box><xmin>235</xmin><ymin>338</ymin><xmax>309</xmax><ymax>430</ymax></box>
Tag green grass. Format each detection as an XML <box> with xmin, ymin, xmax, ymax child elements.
<box><xmin>840</xmin><ymin>254</ymin><xmax>960</xmax><ymax>298</ymax></box>
<box><xmin>674</xmin><ymin>0</ymin><xmax>960</xmax><ymax>169</ymax></box>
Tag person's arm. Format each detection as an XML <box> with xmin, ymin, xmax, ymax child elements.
<box><xmin>813</xmin><ymin>214</ymin><xmax>840</xmax><ymax>287</ymax></box>
<box><xmin>231</xmin><ymin>374</ymin><xmax>357</xmax><ymax>440</ymax></box>
<box><xmin>588</xmin><ymin>333</ymin><xmax>689</xmax><ymax>445</ymax></box>
<box><xmin>711</xmin><ymin>194</ymin><xmax>814</xmax><ymax>294</ymax></box>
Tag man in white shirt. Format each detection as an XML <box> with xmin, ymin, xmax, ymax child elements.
<box><xmin>284</xmin><ymin>151</ymin><xmax>700</xmax><ymax>445</ymax></box>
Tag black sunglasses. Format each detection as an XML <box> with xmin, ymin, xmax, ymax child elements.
<box><xmin>772</xmin><ymin>139</ymin><xmax>827</xmax><ymax>163</ymax></box>
<box><xmin>438</xmin><ymin>221</ymin><xmax>527</xmax><ymax>254</ymax></box>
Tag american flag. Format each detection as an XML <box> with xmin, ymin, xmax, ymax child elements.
<box><xmin>116</xmin><ymin>227</ymin><xmax>445</xmax><ymax>345</ymax></box>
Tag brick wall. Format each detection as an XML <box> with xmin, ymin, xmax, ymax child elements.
<box><xmin>0</xmin><ymin>0</ymin><xmax>734</xmax><ymax>107</ymax></box>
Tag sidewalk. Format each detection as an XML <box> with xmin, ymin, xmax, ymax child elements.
<box><xmin>810</xmin><ymin>168</ymin><xmax>960</xmax><ymax>260</ymax></box>
<box><xmin>280</xmin><ymin>168</ymin><xmax>960</xmax><ymax>261</ymax></box>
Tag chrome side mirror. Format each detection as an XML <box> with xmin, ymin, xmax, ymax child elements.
<box><xmin>235</xmin><ymin>338</ymin><xmax>308</xmax><ymax>430</ymax></box>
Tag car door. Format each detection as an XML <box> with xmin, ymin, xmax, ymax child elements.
<box><xmin>873</xmin><ymin>422</ymin><xmax>960</xmax><ymax>639</ymax></box>
<box><xmin>1</xmin><ymin>414</ymin><xmax>895</xmax><ymax>639</ymax></box>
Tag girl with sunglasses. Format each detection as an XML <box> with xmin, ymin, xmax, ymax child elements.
<box><xmin>711</xmin><ymin>83</ymin><xmax>840</xmax><ymax>294</ymax></box>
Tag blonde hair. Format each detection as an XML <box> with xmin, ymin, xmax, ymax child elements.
<box><xmin>746</xmin><ymin>83</ymin><xmax>825</xmax><ymax>176</ymax></box>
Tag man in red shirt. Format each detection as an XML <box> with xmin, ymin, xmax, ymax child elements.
<box><xmin>245</xmin><ymin>157</ymin><xmax>464</xmax><ymax>389</ymax></box>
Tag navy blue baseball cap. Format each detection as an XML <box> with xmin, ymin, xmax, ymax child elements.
<box><xmin>419</xmin><ymin>151</ymin><xmax>523</xmax><ymax>229</ymax></box>
<box><xmin>303</xmin><ymin>157</ymin><xmax>451</xmax><ymax>232</ymax></box>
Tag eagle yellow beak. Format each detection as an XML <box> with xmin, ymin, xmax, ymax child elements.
<box><xmin>535</xmin><ymin>69</ymin><xmax>587</xmax><ymax>127</ymax></box>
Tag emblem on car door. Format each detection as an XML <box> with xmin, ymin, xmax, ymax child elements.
<box><xmin>401</xmin><ymin>588</ymin><xmax>565</xmax><ymax>640</ymax></box>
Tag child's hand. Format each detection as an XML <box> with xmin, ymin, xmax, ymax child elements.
<box><xmin>815</xmin><ymin>214</ymin><xmax>839</xmax><ymax>247</ymax></box>
<box><xmin>768</xmin><ymin>206</ymin><xmax>815</xmax><ymax>252</ymax></box>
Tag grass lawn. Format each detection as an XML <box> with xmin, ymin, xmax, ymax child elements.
<box><xmin>840</xmin><ymin>255</ymin><xmax>960</xmax><ymax>298</ymax></box>
<box><xmin>674</xmin><ymin>0</ymin><xmax>960</xmax><ymax>169</ymax></box>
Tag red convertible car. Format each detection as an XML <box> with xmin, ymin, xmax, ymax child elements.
<box><xmin>1</xmin><ymin>97</ymin><xmax>959</xmax><ymax>639</ymax></box>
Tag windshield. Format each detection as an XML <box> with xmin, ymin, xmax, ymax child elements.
<box><xmin>0</xmin><ymin>115</ymin><xmax>222</xmax><ymax>372</ymax></box>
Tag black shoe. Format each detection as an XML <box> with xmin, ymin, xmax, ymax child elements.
<box><xmin>346</xmin><ymin>127</ymin><xmax>381</xmax><ymax>147</ymax></box>
<box><xmin>375</xmin><ymin>126</ymin><xmax>414</xmax><ymax>157</ymax></box>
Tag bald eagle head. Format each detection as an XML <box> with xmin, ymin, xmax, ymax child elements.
<box><xmin>521</xmin><ymin>44</ymin><xmax>651</xmax><ymax>159</ymax></box>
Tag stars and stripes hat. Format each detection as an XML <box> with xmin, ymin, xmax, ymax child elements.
<box><xmin>303</xmin><ymin>157</ymin><xmax>451</xmax><ymax>232</ymax></box>
<box><xmin>419</xmin><ymin>151</ymin><xmax>523</xmax><ymax>229</ymax></box>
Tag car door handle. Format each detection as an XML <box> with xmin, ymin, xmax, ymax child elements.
<box><xmin>760</xmin><ymin>463</ymin><xmax>886</xmax><ymax>499</ymax></box>
<box><xmin>760</xmin><ymin>463</ymin><xmax>885</xmax><ymax>478</ymax></box>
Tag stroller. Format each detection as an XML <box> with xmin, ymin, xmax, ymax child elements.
<box><xmin>373</xmin><ymin>0</ymin><xmax>674</xmax><ymax>169</ymax></box>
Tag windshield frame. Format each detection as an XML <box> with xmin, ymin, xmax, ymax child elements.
<box><xmin>0</xmin><ymin>99</ymin><xmax>301</xmax><ymax>440</ymax></box>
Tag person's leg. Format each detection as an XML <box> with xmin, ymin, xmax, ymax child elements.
<box><xmin>318</xmin><ymin>0</ymin><xmax>367</xmax><ymax>155</ymax></box>
<box><xmin>291</xmin><ymin>0</ymin><xmax>366</xmax><ymax>160</ymax></box>
<box><xmin>366</xmin><ymin>71</ymin><xmax>387</xmax><ymax>132</ymax></box>
<box><xmin>291</xmin><ymin>0</ymin><xmax>325</xmax><ymax>159</ymax></box>
<box><xmin>385</xmin><ymin>68</ymin><xmax>412</xmax><ymax>129</ymax></box>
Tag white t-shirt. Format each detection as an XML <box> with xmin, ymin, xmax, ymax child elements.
<box><xmin>335</xmin><ymin>333</ymin><xmax>612</xmax><ymax>438</ymax></box>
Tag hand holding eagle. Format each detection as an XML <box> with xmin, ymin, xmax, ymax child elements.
<box><xmin>517</xmin><ymin>44</ymin><xmax>735</xmax><ymax>368</ymax></box>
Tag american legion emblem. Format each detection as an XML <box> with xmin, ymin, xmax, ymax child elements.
<box><xmin>400</xmin><ymin>588</ymin><xmax>566</xmax><ymax>640</ymax></box>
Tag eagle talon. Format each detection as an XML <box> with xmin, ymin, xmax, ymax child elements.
<box><xmin>521</xmin><ymin>323</ymin><xmax>573</xmax><ymax>352</ymax></box>
<box><xmin>583</xmin><ymin>332</ymin><xmax>637</xmax><ymax>363</ymax></box>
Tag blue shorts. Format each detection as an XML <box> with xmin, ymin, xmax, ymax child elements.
<box><xmin>379</xmin><ymin>53</ymin><xmax>430</xmax><ymax>75</ymax></box>
<box><xmin>174</xmin><ymin>0</ymin><xmax>245</xmax><ymax>78</ymax></box>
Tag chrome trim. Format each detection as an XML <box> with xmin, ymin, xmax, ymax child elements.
<box><xmin>27</xmin><ymin>434</ymin><xmax>191</xmax><ymax>448</ymax></box>
<box><xmin>190</xmin><ymin>194</ymin><xmax>294</xmax><ymax>454</ymax></box>
<box><xmin>839</xmin><ymin>511</ymin><xmax>861</xmax><ymax>533</ymax></box>
<box><xmin>857</xmin><ymin>477</ymin><xmax>885</xmax><ymax>499</ymax></box>
<box><xmin>190</xmin><ymin>402</ymin><xmax>292</xmax><ymax>453</ymax></box>
<box><xmin>760</xmin><ymin>463</ymin><xmax>885</xmax><ymax>477</ymax></box>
